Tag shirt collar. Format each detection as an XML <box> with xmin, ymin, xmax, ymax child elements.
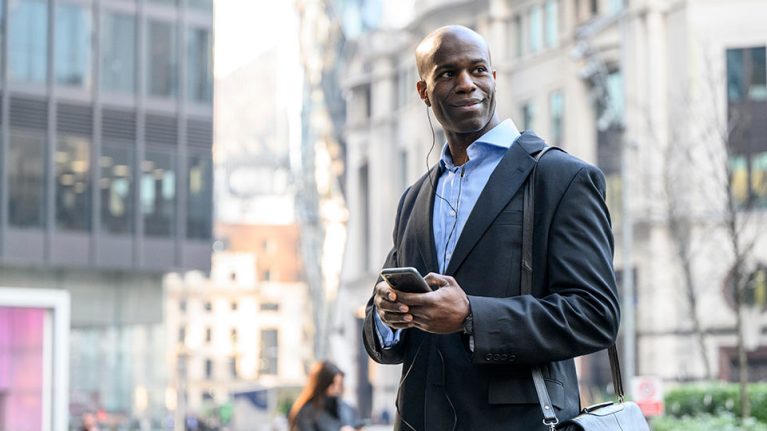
<box><xmin>439</xmin><ymin>119</ymin><xmax>521</xmax><ymax>169</ymax></box>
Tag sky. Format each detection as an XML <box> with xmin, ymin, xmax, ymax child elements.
<box><xmin>214</xmin><ymin>0</ymin><xmax>296</xmax><ymax>78</ymax></box>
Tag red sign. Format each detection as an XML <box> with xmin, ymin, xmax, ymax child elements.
<box><xmin>631</xmin><ymin>376</ymin><xmax>665</xmax><ymax>417</ymax></box>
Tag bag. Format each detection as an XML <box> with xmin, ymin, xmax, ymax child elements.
<box><xmin>557</xmin><ymin>401</ymin><xmax>648</xmax><ymax>430</ymax></box>
<box><xmin>522</xmin><ymin>148</ymin><xmax>650</xmax><ymax>431</ymax></box>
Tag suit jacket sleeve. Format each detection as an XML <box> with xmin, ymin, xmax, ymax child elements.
<box><xmin>362</xmin><ymin>187</ymin><xmax>411</xmax><ymax>364</ymax></box>
<box><xmin>468</xmin><ymin>165</ymin><xmax>620</xmax><ymax>365</ymax></box>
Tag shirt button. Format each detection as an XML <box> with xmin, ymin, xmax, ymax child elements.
<box><xmin>449</xmin><ymin>210</ymin><xmax>456</xmax><ymax>217</ymax></box>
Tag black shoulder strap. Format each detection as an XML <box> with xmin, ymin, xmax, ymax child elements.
<box><xmin>520</xmin><ymin>146</ymin><xmax>561</xmax><ymax>295</ymax></box>
<box><xmin>521</xmin><ymin>147</ymin><xmax>625</xmax><ymax>430</ymax></box>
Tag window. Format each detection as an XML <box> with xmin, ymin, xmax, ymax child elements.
<box><xmin>724</xmin><ymin>263</ymin><xmax>767</xmax><ymax>312</ymax></box>
<box><xmin>606</xmin><ymin>72</ymin><xmax>625</xmax><ymax>126</ymax></box>
<box><xmin>178</xmin><ymin>327</ymin><xmax>186</xmax><ymax>343</ymax></box>
<box><xmin>522</xmin><ymin>102</ymin><xmax>536</xmax><ymax>130</ymax></box>
<box><xmin>752</xmin><ymin>154</ymin><xmax>767</xmax><ymax>207</ymax></box>
<box><xmin>528</xmin><ymin>5</ymin><xmax>542</xmax><ymax>54</ymax></box>
<box><xmin>363</xmin><ymin>85</ymin><xmax>372</xmax><ymax>119</ymax></box>
<box><xmin>607</xmin><ymin>0</ymin><xmax>625</xmax><ymax>13</ymax></box>
<box><xmin>9</xmin><ymin>131</ymin><xmax>46</xmax><ymax>227</ymax></box>
<box><xmin>730</xmin><ymin>155</ymin><xmax>749</xmax><ymax>205</ymax></box>
<box><xmin>149</xmin><ymin>0</ymin><xmax>176</xmax><ymax>5</ymax></box>
<box><xmin>400</xmin><ymin>149</ymin><xmax>408</xmax><ymax>191</ymax></box>
<box><xmin>186</xmin><ymin>155</ymin><xmax>212</xmax><ymax>239</ymax></box>
<box><xmin>8</xmin><ymin>0</ymin><xmax>47</xmax><ymax>83</ymax></box>
<box><xmin>204</xmin><ymin>301</ymin><xmax>212</xmax><ymax>311</ymax></box>
<box><xmin>259</xmin><ymin>330</ymin><xmax>278</xmax><ymax>375</ymax></box>
<box><xmin>56</xmin><ymin>136</ymin><xmax>91</xmax><ymax>231</ymax></box>
<box><xmin>360</xmin><ymin>163</ymin><xmax>370</xmax><ymax>270</ymax></box>
<box><xmin>230</xmin><ymin>328</ymin><xmax>238</xmax><ymax>344</ymax></box>
<box><xmin>204</xmin><ymin>359</ymin><xmax>213</xmax><ymax>379</ymax></box>
<box><xmin>550</xmin><ymin>91</ymin><xmax>565</xmax><ymax>146</ymax></box>
<box><xmin>728</xmin><ymin>47</ymin><xmax>767</xmax><ymax>103</ymax></box>
<box><xmin>55</xmin><ymin>3</ymin><xmax>92</xmax><ymax>88</ymax></box>
<box><xmin>230</xmin><ymin>357</ymin><xmax>238</xmax><ymax>378</ymax></box>
<box><xmin>147</xmin><ymin>20</ymin><xmax>178</xmax><ymax>97</ymax></box>
<box><xmin>514</xmin><ymin>15</ymin><xmax>523</xmax><ymax>58</ymax></box>
<box><xmin>188</xmin><ymin>0</ymin><xmax>212</xmax><ymax>11</ymax></box>
<box><xmin>260</xmin><ymin>303</ymin><xmax>280</xmax><ymax>312</ymax></box>
<box><xmin>179</xmin><ymin>300</ymin><xmax>187</xmax><ymax>312</ymax></box>
<box><xmin>187</xmin><ymin>27</ymin><xmax>213</xmax><ymax>103</ymax></box>
<box><xmin>0</xmin><ymin>0</ymin><xmax>4</xmax><ymax>72</ymax></box>
<box><xmin>544</xmin><ymin>0</ymin><xmax>558</xmax><ymax>49</ymax></box>
<box><xmin>141</xmin><ymin>150</ymin><xmax>175</xmax><ymax>237</ymax></box>
<box><xmin>231</xmin><ymin>301</ymin><xmax>238</xmax><ymax>311</ymax></box>
<box><xmin>396</xmin><ymin>67</ymin><xmax>411</xmax><ymax>108</ymax></box>
<box><xmin>726</xmin><ymin>47</ymin><xmax>767</xmax><ymax>208</ymax></box>
<box><xmin>100</xmin><ymin>145</ymin><xmax>134</xmax><ymax>234</ymax></box>
<box><xmin>591</xmin><ymin>0</ymin><xmax>599</xmax><ymax>15</ymax></box>
<box><xmin>102</xmin><ymin>12</ymin><xmax>136</xmax><ymax>93</ymax></box>
<box><xmin>205</xmin><ymin>327</ymin><xmax>212</xmax><ymax>343</ymax></box>
<box><xmin>262</xmin><ymin>270</ymin><xmax>271</xmax><ymax>281</ymax></box>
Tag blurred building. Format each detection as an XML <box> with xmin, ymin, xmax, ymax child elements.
<box><xmin>338</xmin><ymin>0</ymin><xmax>767</xmax><ymax>417</ymax></box>
<box><xmin>295</xmin><ymin>0</ymin><xmax>350</xmax><ymax>368</ymax></box>
<box><xmin>195</xmin><ymin>12</ymin><xmax>316</xmax><ymax>427</ymax></box>
<box><xmin>0</xmin><ymin>0</ymin><xmax>213</xmax><ymax>428</ymax></box>
<box><xmin>165</xmin><ymin>225</ymin><xmax>312</xmax><ymax>422</ymax></box>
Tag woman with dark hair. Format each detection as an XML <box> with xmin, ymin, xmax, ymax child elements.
<box><xmin>288</xmin><ymin>361</ymin><xmax>363</xmax><ymax>431</ymax></box>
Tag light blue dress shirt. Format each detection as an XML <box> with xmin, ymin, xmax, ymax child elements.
<box><xmin>375</xmin><ymin>119</ymin><xmax>522</xmax><ymax>348</ymax></box>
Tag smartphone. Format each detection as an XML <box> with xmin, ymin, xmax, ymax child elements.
<box><xmin>380</xmin><ymin>267</ymin><xmax>432</xmax><ymax>293</ymax></box>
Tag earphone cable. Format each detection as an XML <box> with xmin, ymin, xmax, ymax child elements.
<box><xmin>394</xmin><ymin>338</ymin><xmax>425</xmax><ymax>431</ymax></box>
<box><xmin>426</xmin><ymin>106</ymin><xmax>463</xmax><ymax>272</ymax></box>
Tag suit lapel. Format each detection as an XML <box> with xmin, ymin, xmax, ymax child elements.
<box><xmin>412</xmin><ymin>164</ymin><xmax>441</xmax><ymax>273</ymax></box>
<box><xmin>444</xmin><ymin>131</ymin><xmax>546</xmax><ymax>275</ymax></box>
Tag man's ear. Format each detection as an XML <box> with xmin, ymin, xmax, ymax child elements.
<box><xmin>416</xmin><ymin>80</ymin><xmax>430</xmax><ymax>107</ymax></box>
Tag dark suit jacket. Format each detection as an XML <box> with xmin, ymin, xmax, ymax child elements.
<box><xmin>362</xmin><ymin>131</ymin><xmax>620</xmax><ymax>431</ymax></box>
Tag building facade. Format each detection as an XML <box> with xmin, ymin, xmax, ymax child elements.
<box><xmin>0</xmin><ymin>0</ymin><xmax>213</xmax><ymax>428</ymax></box>
<box><xmin>339</xmin><ymin>0</ymin><xmax>767</xmax><ymax>418</ymax></box>
<box><xmin>165</xmin><ymin>232</ymin><xmax>312</xmax><ymax>425</ymax></box>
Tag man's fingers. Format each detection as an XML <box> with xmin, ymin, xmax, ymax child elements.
<box><xmin>379</xmin><ymin>309</ymin><xmax>415</xmax><ymax>329</ymax></box>
<box><xmin>424</xmin><ymin>272</ymin><xmax>451</xmax><ymax>288</ymax></box>
<box><xmin>375</xmin><ymin>281</ymin><xmax>398</xmax><ymax>302</ymax></box>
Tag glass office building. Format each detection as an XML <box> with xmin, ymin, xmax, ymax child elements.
<box><xmin>0</xmin><ymin>0</ymin><xmax>213</xmax><ymax>427</ymax></box>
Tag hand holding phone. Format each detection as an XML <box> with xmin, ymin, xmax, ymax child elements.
<box><xmin>380</xmin><ymin>267</ymin><xmax>432</xmax><ymax>293</ymax></box>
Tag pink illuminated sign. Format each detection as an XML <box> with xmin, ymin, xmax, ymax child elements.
<box><xmin>0</xmin><ymin>307</ymin><xmax>45</xmax><ymax>431</ymax></box>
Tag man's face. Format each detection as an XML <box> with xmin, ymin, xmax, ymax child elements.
<box><xmin>419</xmin><ymin>33</ymin><xmax>497</xmax><ymax>136</ymax></box>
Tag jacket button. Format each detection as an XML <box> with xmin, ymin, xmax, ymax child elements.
<box><xmin>485</xmin><ymin>353</ymin><xmax>493</xmax><ymax>361</ymax></box>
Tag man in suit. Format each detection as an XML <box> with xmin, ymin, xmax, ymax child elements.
<box><xmin>362</xmin><ymin>25</ymin><xmax>620</xmax><ymax>430</ymax></box>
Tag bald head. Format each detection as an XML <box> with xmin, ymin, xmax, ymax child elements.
<box><xmin>415</xmin><ymin>25</ymin><xmax>492</xmax><ymax>79</ymax></box>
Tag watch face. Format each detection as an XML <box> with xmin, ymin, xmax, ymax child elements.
<box><xmin>463</xmin><ymin>313</ymin><xmax>473</xmax><ymax>334</ymax></box>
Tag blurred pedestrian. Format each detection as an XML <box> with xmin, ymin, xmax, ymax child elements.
<box><xmin>79</xmin><ymin>413</ymin><xmax>100</xmax><ymax>431</ymax></box>
<box><xmin>288</xmin><ymin>361</ymin><xmax>363</xmax><ymax>431</ymax></box>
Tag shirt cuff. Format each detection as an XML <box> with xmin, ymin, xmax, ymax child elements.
<box><xmin>373</xmin><ymin>309</ymin><xmax>402</xmax><ymax>349</ymax></box>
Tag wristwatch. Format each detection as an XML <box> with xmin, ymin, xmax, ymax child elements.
<box><xmin>462</xmin><ymin>312</ymin><xmax>474</xmax><ymax>335</ymax></box>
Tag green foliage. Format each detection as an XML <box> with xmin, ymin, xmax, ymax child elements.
<box><xmin>664</xmin><ymin>383</ymin><xmax>767</xmax><ymax>424</ymax></box>
<box><xmin>651</xmin><ymin>413</ymin><xmax>767</xmax><ymax>431</ymax></box>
